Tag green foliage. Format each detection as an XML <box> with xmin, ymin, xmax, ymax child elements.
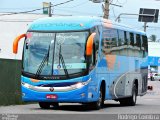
<box><xmin>149</xmin><ymin>34</ymin><xmax>157</xmax><ymax>42</ymax></box>
<box><xmin>0</xmin><ymin>59</ymin><xmax>22</xmax><ymax>105</ymax></box>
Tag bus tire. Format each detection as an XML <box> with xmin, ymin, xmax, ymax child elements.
<box><xmin>91</xmin><ymin>86</ymin><xmax>104</xmax><ymax>110</ymax></box>
<box><xmin>128</xmin><ymin>83</ymin><xmax>137</xmax><ymax>106</ymax></box>
<box><xmin>39</xmin><ymin>102</ymin><xmax>50</xmax><ymax>109</ymax></box>
<box><xmin>120</xmin><ymin>83</ymin><xmax>137</xmax><ymax>106</ymax></box>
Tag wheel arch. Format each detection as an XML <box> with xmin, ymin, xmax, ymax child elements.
<box><xmin>134</xmin><ymin>79</ymin><xmax>138</xmax><ymax>88</ymax></box>
<box><xmin>100</xmin><ymin>80</ymin><xmax>106</xmax><ymax>100</ymax></box>
<box><xmin>133</xmin><ymin>79</ymin><xmax>138</xmax><ymax>95</ymax></box>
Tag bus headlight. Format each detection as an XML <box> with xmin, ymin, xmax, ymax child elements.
<box><xmin>71</xmin><ymin>78</ymin><xmax>91</xmax><ymax>89</ymax></box>
<box><xmin>71</xmin><ymin>82</ymin><xmax>84</xmax><ymax>89</ymax></box>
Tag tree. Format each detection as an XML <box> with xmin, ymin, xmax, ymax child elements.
<box><xmin>149</xmin><ymin>34</ymin><xmax>157</xmax><ymax>42</ymax></box>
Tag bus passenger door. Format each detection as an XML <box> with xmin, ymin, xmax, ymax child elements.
<box><xmin>86</xmin><ymin>27</ymin><xmax>100</xmax><ymax>100</ymax></box>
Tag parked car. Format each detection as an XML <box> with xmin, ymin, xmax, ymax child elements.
<box><xmin>153</xmin><ymin>73</ymin><xmax>160</xmax><ymax>81</ymax></box>
<box><xmin>148</xmin><ymin>72</ymin><xmax>157</xmax><ymax>81</ymax></box>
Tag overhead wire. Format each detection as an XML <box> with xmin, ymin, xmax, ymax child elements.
<box><xmin>55</xmin><ymin>8</ymin><xmax>102</xmax><ymax>16</ymax></box>
<box><xmin>54</xmin><ymin>0</ymin><xmax>103</xmax><ymax>16</ymax></box>
<box><xmin>0</xmin><ymin>7</ymin><xmax>40</xmax><ymax>10</ymax></box>
<box><xmin>116</xmin><ymin>0</ymin><xmax>127</xmax><ymax>5</ymax></box>
<box><xmin>56</xmin><ymin>0</ymin><xmax>89</xmax><ymax>8</ymax></box>
<box><xmin>109</xmin><ymin>0</ymin><xmax>114</xmax><ymax>4</ymax></box>
<box><xmin>0</xmin><ymin>0</ymin><xmax>74</xmax><ymax>16</ymax></box>
<box><xmin>0</xmin><ymin>19</ymin><xmax>34</xmax><ymax>22</ymax></box>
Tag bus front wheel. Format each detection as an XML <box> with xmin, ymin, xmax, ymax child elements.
<box><xmin>91</xmin><ymin>86</ymin><xmax>104</xmax><ymax>110</ymax></box>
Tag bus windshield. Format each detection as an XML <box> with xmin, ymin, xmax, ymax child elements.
<box><xmin>23</xmin><ymin>31</ymin><xmax>89</xmax><ymax>78</ymax></box>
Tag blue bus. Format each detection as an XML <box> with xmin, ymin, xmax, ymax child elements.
<box><xmin>13</xmin><ymin>16</ymin><xmax>148</xmax><ymax>110</ymax></box>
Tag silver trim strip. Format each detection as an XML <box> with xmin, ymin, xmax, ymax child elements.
<box><xmin>22</xmin><ymin>78</ymin><xmax>91</xmax><ymax>92</ymax></box>
<box><xmin>31</xmin><ymin>86</ymin><xmax>76</xmax><ymax>92</ymax></box>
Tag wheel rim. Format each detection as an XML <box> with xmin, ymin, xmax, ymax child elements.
<box><xmin>98</xmin><ymin>89</ymin><xmax>102</xmax><ymax>107</ymax></box>
<box><xmin>133</xmin><ymin>91</ymin><xmax>136</xmax><ymax>103</ymax></box>
<box><xmin>133</xmin><ymin>87</ymin><xmax>137</xmax><ymax>103</ymax></box>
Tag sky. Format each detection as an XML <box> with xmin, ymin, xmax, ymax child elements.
<box><xmin>0</xmin><ymin>0</ymin><xmax>160</xmax><ymax>39</ymax></box>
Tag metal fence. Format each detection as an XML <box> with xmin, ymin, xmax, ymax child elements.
<box><xmin>0</xmin><ymin>59</ymin><xmax>22</xmax><ymax>105</ymax></box>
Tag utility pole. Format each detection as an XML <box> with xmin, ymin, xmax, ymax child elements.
<box><xmin>103</xmin><ymin>0</ymin><xmax>109</xmax><ymax>19</ymax></box>
<box><xmin>49</xmin><ymin>2</ymin><xmax>52</xmax><ymax>17</ymax></box>
<box><xmin>144</xmin><ymin>22</ymin><xmax>148</xmax><ymax>32</ymax></box>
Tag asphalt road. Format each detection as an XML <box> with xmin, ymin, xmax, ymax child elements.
<box><xmin>0</xmin><ymin>81</ymin><xmax>160</xmax><ymax>120</ymax></box>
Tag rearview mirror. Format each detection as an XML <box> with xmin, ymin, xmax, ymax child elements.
<box><xmin>13</xmin><ymin>34</ymin><xmax>26</xmax><ymax>54</ymax></box>
<box><xmin>86</xmin><ymin>33</ymin><xmax>96</xmax><ymax>56</ymax></box>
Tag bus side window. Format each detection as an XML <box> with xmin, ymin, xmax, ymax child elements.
<box><xmin>102</xmin><ymin>28</ymin><xmax>118</xmax><ymax>55</ymax></box>
<box><xmin>130</xmin><ymin>33</ymin><xmax>134</xmax><ymax>46</ymax></box>
<box><xmin>140</xmin><ymin>35</ymin><xmax>143</xmax><ymax>58</ymax></box>
<box><xmin>126</xmin><ymin>32</ymin><xmax>130</xmax><ymax>45</ymax></box>
<box><xmin>134</xmin><ymin>34</ymin><xmax>136</xmax><ymax>47</ymax></box>
<box><xmin>142</xmin><ymin>35</ymin><xmax>148</xmax><ymax>57</ymax></box>
<box><xmin>128</xmin><ymin>32</ymin><xmax>135</xmax><ymax>57</ymax></box>
<box><xmin>118</xmin><ymin>30</ymin><xmax>129</xmax><ymax>56</ymax></box>
<box><xmin>136</xmin><ymin>34</ymin><xmax>141</xmax><ymax>48</ymax></box>
<box><xmin>94</xmin><ymin>26</ymin><xmax>100</xmax><ymax>64</ymax></box>
<box><xmin>124</xmin><ymin>31</ymin><xmax>128</xmax><ymax>45</ymax></box>
<box><xmin>118</xmin><ymin>30</ymin><xmax>125</xmax><ymax>46</ymax></box>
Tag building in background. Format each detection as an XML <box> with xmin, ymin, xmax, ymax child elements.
<box><xmin>0</xmin><ymin>13</ymin><xmax>47</xmax><ymax>105</ymax></box>
<box><xmin>0</xmin><ymin>13</ymin><xmax>47</xmax><ymax>60</ymax></box>
<box><xmin>148</xmin><ymin>41</ymin><xmax>160</xmax><ymax>74</ymax></box>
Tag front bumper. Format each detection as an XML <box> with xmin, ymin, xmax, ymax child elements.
<box><xmin>22</xmin><ymin>83</ymin><xmax>90</xmax><ymax>103</ymax></box>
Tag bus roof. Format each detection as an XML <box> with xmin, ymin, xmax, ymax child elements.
<box><xmin>28</xmin><ymin>16</ymin><xmax>146</xmax><ymax>35</ymax></box>
<box><xmin>28</xmin><ymin>16</ymin><xmax>101</xmax><ymax>31</ymax></box>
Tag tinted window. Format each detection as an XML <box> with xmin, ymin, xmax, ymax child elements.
<box><xmin>130</xmin><ymin>33</ymin><xmax>134</xmax><ymax>46</ymax></box>
<box><xmin>124</xmin><ymin>31</ymin><xmax>129</xmax><ymax>45</ymax></box>
<box><xmin>102</xmin><ymin>28</ymin><xmax>118</xmax><ymax>55</ymax></box>
<box><xmin>118</xmin><ymin>30</ymin><xmax>125</xmax><ymax>46</ymax></box>
<box><xmin>136</xmin><ymin>34</ymin><xmax>141</xmax><ymax>48</ymax></box>
<box><xmin>142</xmin><ymin>35</ymin><xmax>148</xmax><ymax>57</ymax></box>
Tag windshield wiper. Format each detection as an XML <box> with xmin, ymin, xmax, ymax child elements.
<box><xmin>59</xmin><ymin>45</ymin><xmax>69</xmax><ymax>78</ymax></box>
<box><xmin>35</xmin><ymin>45</ymin><xmax>50</xmax><ymax>78</ymax></box>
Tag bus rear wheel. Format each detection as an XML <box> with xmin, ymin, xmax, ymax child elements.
<box><xmin>120</xmin><ymin>83</ymin><xmax>137</xmax><ymax>106</ymax></box>
<box><xmin>128</xmin><ymin>83</ymin><xmax>137</xmax><ymax>106</ymax></box>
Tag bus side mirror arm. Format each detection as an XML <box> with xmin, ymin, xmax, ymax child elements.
<box><xmin>13</xmin><ymin>34</ymin><xmax>26</xmax><ymax>54</ymax></box>
<box><xmin>86</xmin><ymin>33</ymin><xmax>96</xmax><ymax>56</ymax></box>
<box><xmin>86</xmin><ymin>33</ymin><xmax>96</xmax><ymax>71</ymax></box>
